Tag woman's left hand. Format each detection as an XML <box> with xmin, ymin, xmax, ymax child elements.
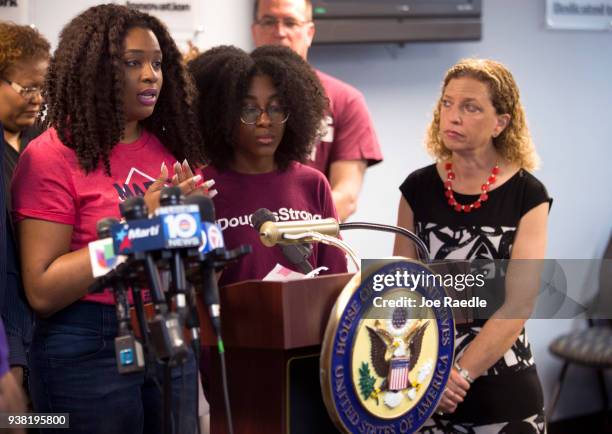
<box><xmin>436</xmin><ymin>368</ymin><xmax>470</xmax><ymax>414</ymax></box>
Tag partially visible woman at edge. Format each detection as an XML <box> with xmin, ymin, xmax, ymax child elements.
<box><xmin>0</xmin><ymin>21</ymin><xmax>49</xmax><ymax>189</ymax></box>
<box><xmin>0</xmin><ymin>21</ymin><xmax>50</xmax><ymax>392</ymax></box>
<box><xmin>395</xmin><ymin>58</ymin><xmax>551</xmax><ymax>433</ymax></box>
<box><xmin>11</xmin><ymin>5</ymin><xmax>205</xmax><ymax>433</ymax></box>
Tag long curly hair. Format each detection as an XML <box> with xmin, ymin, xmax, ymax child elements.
<box><xmin>0</xmin><ymin>22</ymin><xmax>50</xmax><ymax>76</ymax></box>
<box><xmin>426</xmin><ymin>58</ymin><xmax>539</xmax><ymax>170</ymax></box>
<box><xmin>188</xmin><ymin>44</ymin><xmax>327</xmax><ymax>170</ymax></box>
<box><xmin>44</xmin><ymin>4</ymin><xmax>203</xmax><ymax>174</ymax></box>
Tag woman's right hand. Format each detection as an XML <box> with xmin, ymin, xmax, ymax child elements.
<box><xmin>144</xmin><ymin>161</ymin><xmax>205</xmax><ymax>213</ymax></box>
<box><xmin>171</xmin><ymin>160</ymin><xmax>217</xmax><ymax>198</ymax></box>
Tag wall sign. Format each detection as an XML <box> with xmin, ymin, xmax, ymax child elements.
<box><xmin>122</xmin><ymin>1</ymin><xmax>197</xmax><ymax>33</ymax></box>
<box><xmin>546</xmin><ymin>0</ymin><xmax>612</xmax><ymax>30</ymax></box>
<box><xmin>0</xmin><ymin>0</ymin><xmax>30</xmax><ymax>23</ymax></box>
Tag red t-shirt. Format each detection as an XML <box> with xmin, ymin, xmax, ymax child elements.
<box><xmin>201</xmin><ymin>162</ymin><xmax>348</xmax><ymax>287</ymax></box>
<box><xmin>11</xmin><ymin>128</ymin><xmax>179</xmax><ymax>305</ymax></box>
<box><xmin>309</xmin><ymin>70</ymin><xmax>383</xmax><ymax>177</ymax></box>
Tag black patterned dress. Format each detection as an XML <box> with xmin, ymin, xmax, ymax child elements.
<box><xmin>399</xmin><ymin>164</ymin><xmax>552</xmax><ymax>434</ymax></box>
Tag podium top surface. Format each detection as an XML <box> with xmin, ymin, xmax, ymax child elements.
<box><xmin>201</xmin><ymin>273</ymin><xmax>355</xmax><ymax>350</ymax></box>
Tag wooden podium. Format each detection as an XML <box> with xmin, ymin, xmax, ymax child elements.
<box><xmin>199</xmin><ymin>273</ymin><xmax>354</xmax><ymax>434</ymax></box>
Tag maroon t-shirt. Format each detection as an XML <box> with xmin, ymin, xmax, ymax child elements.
<box><xmin>201</xmin><ymin>162</ymin><xmax>348</xmax><ymax>286</ymax></box>
<box><xmin>308</xmin><ymin>70</ymin><xmax>383</xmax><ymax>177</ymax></box>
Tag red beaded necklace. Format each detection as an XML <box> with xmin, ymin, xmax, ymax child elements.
<box><xmin>444</xmin><ymin>162</ymin><xmax>500</xmax><ymax>213</ymax></box>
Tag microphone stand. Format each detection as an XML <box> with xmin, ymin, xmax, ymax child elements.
<box><xmin>185</xmin><ymin>287</ymin><xmax>202</xmax><ymax>434</ymax></box>
<box><xmin>281</xmin><ymin>223</ymin><xmax>430</xmax><ymax>270</ymax></box>
<box><xmin>339</xmin><ymin>222</ymin><xmax>431</xmax><ymax>262</ymax></box>
<box><xmin>282</xmin><ymin>232</ymin><xmax>361</xmax><ymax>270</ymax></box>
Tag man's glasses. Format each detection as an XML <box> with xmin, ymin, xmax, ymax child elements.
<box><xmin>255</xmin><ymin>16</ymin><xmax>311</xmax><ymax>31</ymax></box>
<box><xmin>240</xmin><ymin>105</ymin><xmax>289</xmax><ymax>125</ymax></box>
<box><xmin>1</xmin><ymin>77</ymin><xmax>43</xmax><ymax>100</ymax></box>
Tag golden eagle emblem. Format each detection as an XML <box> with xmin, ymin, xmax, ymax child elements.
<box><xmin>357</xmin><ymin>308</ymin><xmax>434</xmax><ymax>409</ymax></box>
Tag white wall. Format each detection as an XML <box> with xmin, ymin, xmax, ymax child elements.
<box><xmin>2</xmin><ymin>0</ymin><xmax>253</xmax><ymax>52</ymax></box>
<box><xmin>309</xmin><ymin>0</ymin><xmax>612</xmax><ymax>421</ymax></box>
<box><xmin>4</xmin><ymin>0</ymin><xmax>611</xmax><ymax>422</ymax></box>
<box><xmin>198</xmin><ymin>0</ymin><xmax>253</xmax><ymax>51</ymax></box>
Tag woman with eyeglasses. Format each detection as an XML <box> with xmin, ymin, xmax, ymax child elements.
<box><xmin>0</xmin><ymin>20</ymin><xmax>50</xmax><ymax>398</ymax></box>
<box><xmin>0</xmin><ymin>22</ymin><xmax>49</xmax><ymax>172</ymax></box>
<box><xmin>0</xmin><ymin>22</ymin><xmax>49</xmax><ymax>203</ymax></box>
<box><xmin>188</xmin><ymin>45</ymin><xmax>348</xmax><ymax>286</ymax></box>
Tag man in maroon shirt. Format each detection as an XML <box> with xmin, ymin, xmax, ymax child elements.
<box><xmin>252</xmin><ymin>0</ymin><xmax>383</xmax><ymax>221</ymax></box>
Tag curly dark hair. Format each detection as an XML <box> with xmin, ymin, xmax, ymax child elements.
<box><xmin>0</xmin><ymin>22</ymin><xmax>50</xmax><ymax>76</ymax></box>
<box><xmin>188</xmin><ymin>44</ymin><xmax>327</xmax><ymax>170</ymax></box>
<box><xmin>44</xmin><ymin>4</ymin><xmax>203</xmax><ymax>174</ymax></box>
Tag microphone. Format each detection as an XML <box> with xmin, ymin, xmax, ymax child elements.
<box><xmin>96</xmin><ymin>217</ymin><xmax>119</xmax><ymax>239</ymax></box>
<box><xmin>88</xmin><ymin>216</ymin><xmax>127</xmax><ymax>279</ymax></box>
<box><xmin>184</xmin><ymin>194</ymin><xmax>223</xmax><ymax>336</ymax></box>
<box><xmin>258</xmin><ymin>217</ymin><xmax>339</xmax><ymax>247</ymax></box>
<box><xmin>87</xmin><ymin>217</ymin><xmax>123</xmax><ymax>291</ymax></box>
<box><xmin>184</xmin><ymin>194</ymin><xmax>237</xmax><ymax>434</ymax></box>
<box><xmin>119</xmin><ymin>196</ymin><xmax>189</xmax><ymax>363</ymax></box>
<box><xmin>96</xmin><ymin>217</ymin><xmax>145</xmax><ymax>374</ymax></box>
<box><xmin>158</xmin><ymin>186</ymin><xmax>189</xmax><ymax>323</ymax></box>
<box><xmin>250</xmin><ymin>208</ymin><xmax>275</xmax><ymax>234</ymax></box>
<box><xmin>96</xmin><ymin>218</ymin><xmax>129</xmax><ymax>332</ymax></box>
<box><xmin>252</xmin><ymin>208</ymin><xmax>313</xmax><ymax>274</ymax></box>
<box><xmin>118</xmin><ymin>197</ymin><xmax>166</xmax><ymax>306</ymax></box>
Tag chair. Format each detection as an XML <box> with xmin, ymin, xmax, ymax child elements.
<box><xmin>547</xmin><ymin>235</ymin><xmax>612</xmax><ymax>426</ymax></box>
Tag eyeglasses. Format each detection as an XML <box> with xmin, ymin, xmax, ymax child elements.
<box><xmin>255</xmin><ymin>16</ymin><xmax>311</xmax><ymax>31</ymax></box>
<box><xmin>240</xmin><ymin>105</ymin><xmax>289</xmax><ymax>125</ymax></box>
<box><xmin>1</xmin><ymin>77</ymin><xmax>43</xmax><ymax>99</ymax></box>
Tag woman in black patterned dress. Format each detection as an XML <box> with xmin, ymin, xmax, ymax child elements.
<box><xmin>395</xmin><ymin>59</ymin><xmax>551</xmax><ymax>434</ymax></box>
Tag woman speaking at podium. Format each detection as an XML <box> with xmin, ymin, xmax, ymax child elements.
<box><xmin>11</xmin><ymin>5</ymin><xmax>205</xmax><ymax>433</ymax></box>
<box><xmin>395</xmin><ymin>59</ymin><xmax>551</xmax><ymax>433</ymax></box>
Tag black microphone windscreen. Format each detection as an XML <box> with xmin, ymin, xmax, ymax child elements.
<box><xmin>159</xmin><ymin>186</ymin><xmax>183</xmax><ymax>206</ymax></box>
<box><xmin>184</xmin><ymin>194</ymin><xmax>215</xmax><ymax>222</ymax></box>
<box><xmin>281</xmin><ymin>243</ymin><xmax>313</xmax><ymax>265</ymax></box>
<box><xmin>96</xmin><ymin>217</ymin><xmax>120</xmax><ymax>239</ymax></box>
<box><xmin>251</xmin><ymin>208</ymin><xmax>276</xmax><ymax>231</ymax></box>
<box><xmin>120</xmin><ymin>196</ymin><xmax>147</xmax><ymax>220</ymax></box>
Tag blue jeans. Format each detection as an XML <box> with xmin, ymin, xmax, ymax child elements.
<box><xmin>29</xmin><ymin>302</ymin><xmax>197</xmax><ymax>434</ymax></box>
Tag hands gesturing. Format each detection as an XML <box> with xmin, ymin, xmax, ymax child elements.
<box><xmin>144</xmin><ymin>160</ymin><xmax>217</xmax><ymax>213</ymax></box>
